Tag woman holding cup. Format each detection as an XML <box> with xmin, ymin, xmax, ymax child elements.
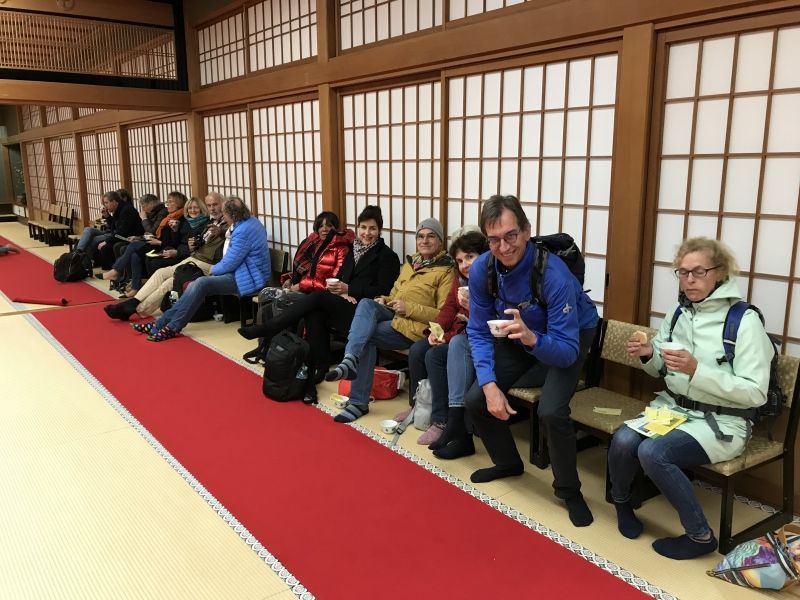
<box><xmin>608</xmin><ymin>237</ymin><xmax>773</xmax><ymax>560</ymax></box>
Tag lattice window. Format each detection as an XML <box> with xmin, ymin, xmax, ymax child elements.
<box><xmin>340</xmin><ymin>1</ymin><xmax>442</xmax><ymax>51</ymax></box>
<box><xmin>78</xmin><ymin>107</ymin><xmax>104</xmax><ymax>118</ymax></box>
<box><xmin>49</xmin><ymin>137</ymin><xmax>80</xmax><ymax>215</ymax></box>
<box><xmin>204</xmin><ymin>111</ymin><xmax>250</xmax><ymax>202</ymax></box>
<box><xmin>79</xmin><ymin>131</ymin><xmax>122</xmax><ymax>216</ymax></box>
<box><xmin>198</xmin><ymin>13</ymin><xmax>246</xmax><ymax>85</ymax></box>
<box><xmin>447</xmin><ymin>55</ymin><xmax>618</xmax><ymax>315</ymax></box>
<box><xmin>448</xmin><ymin>0</ymin><xmax>528</xmax><ymax>20</ymax></box>
<box><xmin>21</xmin><ymin>105</ymin><xmax>42</xmax><ymax>130</ymax></box>
<box><xmin>247</xmin><ymin>0</ymin><xmax>317</xmax><ymax>71</ymax></box>
<box><xmin>44</xmin><ymin>106</ymin><xmax>73</xmax><ymax>125</ymax></box>
<box><xmin>24</xmin><ymin>141</ymin><xmax>49</xmax><ymax>212</ymax></box>
<box><xmin>154</xmin><ymin>120</ymin><xmax>192</xmax><ymax>200</ymax></box>
<box><xmin>651</xmin><ymin>25</ymin><xmax>800</xmax><ymax>354</ymax></box>
<box><xmin>343</xmin><ymin>81</ymin><xmax>441</xmax><ymax>259</ymax></box>
<box><xmin>252</xmin><ymin>99</ymin><xmax>321</xmax><ymax>258</ymax></box>
<box><xmin>128</xmin><ymin>125</ymin><xmax>158</xmax><ymax>199</ymax></box>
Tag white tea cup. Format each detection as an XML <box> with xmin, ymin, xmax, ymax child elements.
<box><xmin>487</xmin><ymin>319</ymin><xmax>510</xmax><ymax>337</ymax></box>
<box><xmin>660</xmin><ymin>341</ymin><xmax>685</xmax><ymax>352</ymax></box>
<box><xmin>380</xmin><ymin>419</ymin><xmax>398</xmax><ymax>434</ymax></box>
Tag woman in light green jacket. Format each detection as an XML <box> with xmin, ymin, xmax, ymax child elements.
<box><xmin>608</xmin><ymin>237</ymin><xmax>773</xmax><ymax>560</ymax></box>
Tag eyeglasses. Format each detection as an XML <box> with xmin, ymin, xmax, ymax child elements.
<box><xmin>674</xmin><ymin>266</ymin><xmax>720</xmax><ymax>279</ymax></box>
<box><xmin>416</xmin><ymin>233</ymin><xmax>438</xmax><ymax>241</ymax></box>
<box><xmin>487</xmin><ymin>229</ymin><xmax>521</xmax><ymax>247</ymax></box>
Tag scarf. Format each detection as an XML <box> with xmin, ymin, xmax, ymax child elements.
<box><xmin>412</xmin><ymin>249</ymin><xmax>446</xmax><ymax>271</ymax></box>
<box><xmin>186</xmin><ymin>214</ymin><xmax>208</xmax><ymax>231</ymax></box>
<box><xmin>352</xmin><ymin>237</ymin><xmax>378</xmax><ymax>265</ymax></box>
<box><xmin>155</xmin><ymin>207</ymin><xmax>184</xmax><ymax>238</ymax></box>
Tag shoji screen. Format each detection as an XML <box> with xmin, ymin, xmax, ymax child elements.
<box><xmin>343</xmin><ymin>81</ymin><xmax>441</xmax><ymax>259</ymax></box>
<box><xmin>21</xmin><ymin>105</ymin><xmax>42</xmax><ymax>130</ymax></box>
<box><xmin>154</xmin><ymin>120</ymin><xmax>192</xmax><ymax>200</ymax></box>
<box><xmin>45</xmin><ymin>106</ymin><xmax>72</xmax><ymax>125</ymax></box>
<box><xmin>252</xmin><ymin>99</ymin><xmax>321</xmax><ymax>257</ymax></box>
<box><xmin>78</xmin><ymin>107</ymin><xmax>103</xmax><ymax>118</ymax></box>
<box><xmin>128</xmin><ymin>125</ymin><xmax>158</xmax><ymax>199</ymax></box>
<box><xmin>81</xmin><ymin>134</ymin><xmax>103</xmax><ymax>216</ymax></box>
<box><xmin>340</xmin><ymin>1</ymin><xmax>442</xmax><ymax>50</ymax></box>
<box><xmin>49</xmin><ymin>137</ymin><xmax>80</xmax><ymax>215</ymax></box>
<box><xmin>651</xmin><ymin>25</ymin><xmax>800</xmax><ymax>354</ymax></box>
<box><xmin>447</xmin><ymin>54</ymin><xmax>618</xmax><ymax>314</ymax></box>
<box><xmin>24</xmin><ymin>141</ymin><xmax>49</xmax><ymax>211</ymax></box>
<box><xmin>198</xmin><ymin>13</ymin><xmax>246</xmax><ymax>86</ymax></box>
<box><xmin>204</xmin><ymin>111</ymin><xmax>250</xmax><ymax>202</ymax></box>
<box><xmin>96</xmin><ymin>131</ymin><xmax>121</xmax><ymax>194</ymax></box>
<box><xmin>247</xmin><ymin>0</ymin><xmax>317</xmax><ymax>72</ymax></box>
<box><xmin>448</xmin><ymin>0</ymin><xmax>528</xmax><ymax>20</ymax></box>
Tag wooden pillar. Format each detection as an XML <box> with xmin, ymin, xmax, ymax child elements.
<box><xmin>19</xmin><ymin>142</ymin><xmax>33</xmax><ymax>220</ymax></box>
<box><xmin>73</xmin><ymin>133</ymin><xmax>90</xmax><ymax>226</ymax></box>
<box><xmin>318</xmin><ymin>83</ymin><xmax>340</xmax><ymax>215</ymax></box>
<box><xmin>42</xmin><ymin>136</ymin><xmax>56</xmax><ymax>217</ymax></box>
<box><xmin>186</xmin><ymin>111</ymin><xmax>207</xmax><ymax>199</ymax></box>
<box><xmin>116</xmin><ymin>124</ymin><xmax>132</xmax><ymax>193</ymax></box>
<box><xmin>316</xmin><ymin>0</ymin><xmax>337</xmax><ymax>63</ymax></box>
<box><xmin>0</xmin><ymin>144</ymin><xmax>15</xmax><ymax>204</ymax></box>
<box><xmin>245</xmin><ymin>107</ymin><xmax>258</xmax><ymax>215</ymax></box>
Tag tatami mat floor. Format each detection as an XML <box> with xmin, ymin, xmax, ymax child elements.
<box><xmin>0</xmin><ymin>221</ymin><xmax>791</xmax><ymax>599</ymax></box>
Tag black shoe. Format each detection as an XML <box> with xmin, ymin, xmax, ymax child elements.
<box><xmin>303</xmin><ymin>386</ymin><xmax>318</xmax><ymax>405</ymax></box>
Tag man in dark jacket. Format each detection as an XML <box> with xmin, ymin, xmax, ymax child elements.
<box><xmin>463</xmin><ymin>194</ymin><xmax>599</xmax><ymax>528</ymax></box>
<box><xmin>75</xmin><ymin>190</ymin><xmax>143</xmax><ymax>269</ymax></box>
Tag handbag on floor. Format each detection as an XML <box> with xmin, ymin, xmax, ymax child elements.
<box><xmin>413</xmin><ymin>379</ymin><xmax>432</xmax><ymax>431</ymax></box>
<box><xmin>337</xmin><ymin>367</ymin><xmax>405</xmax><ymax>401</ymax></box>
<box><xmin>707</xmin><ymin>523</ymin><xmax>800</xmax><ymax>590</ymax></box>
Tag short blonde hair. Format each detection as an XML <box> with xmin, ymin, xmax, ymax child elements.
<box><xmin>185</xmin><ymin>196</ymin><xmax>209</xmax><ymax>217</ymax></box>
<box><xmin>672</xmin><ymin>237</ymin><xmax>738</xmax><ymax>281</ymax></box>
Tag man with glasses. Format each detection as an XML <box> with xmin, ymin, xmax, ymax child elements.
<box><xmin>462</xmin><ymin>194</ymin><xmax>599</xmax><ymax>527</ymax></box>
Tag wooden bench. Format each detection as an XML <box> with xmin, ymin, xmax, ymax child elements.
<box><xmin>569</xmin><ymin>318</ymin><xmax>800</xmax><ymax>554</ymax></box>
<box><xmin>224</xmin><ymin>247</ymin><xmax>291</xmax><ymax>328</ymax></box>
<box><xmin>28</xmin><ymin>203</ymin><xmax>74</xmax><ymax>246</ymax></box>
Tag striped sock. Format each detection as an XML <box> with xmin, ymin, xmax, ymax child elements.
<box><xmin>333</xmin><ymin>403</ymin><xmax>369</xmax><ymax>423</ymax></box>
<box><xmin>325</xmin><ymin>353</ymin><xmax>358</xmax><ymax>382</ymax></box>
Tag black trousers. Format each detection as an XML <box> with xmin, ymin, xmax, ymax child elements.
<box><xmin>465</xmin><ymin>325</ymin><xmax>596</xmax><ymax>499</ymax></box>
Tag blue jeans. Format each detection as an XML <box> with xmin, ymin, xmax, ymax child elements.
<box><xmin>112</xmin><ymin>240</ymin><xmax>147</xmax><ymax>289</ymax></box>
<box><xmin>345</xmin><ymin>299</ymin><xmax>414</xmax><ymax>406</ymax></box>
<box><xmin>608</xmin><ymin>426</ymin><xmax>712</xmax><ymax>539</ymax></box>
<box><xmin>155</xmin><ymin>273</ymin><xmax>238</xmax><ymax>332</ymax></box>
<box><xmin>76</xmin><ymin>227</ymin><xmax>109</xmax><ymax>254</ymax></box>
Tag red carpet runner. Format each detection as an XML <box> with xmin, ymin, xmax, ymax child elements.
<box><xmin>35</xmin><ymin>304</ymin><xmax>648</xmax><ymax>599</ymax></box>
<box><xmin>0</xmin><ymin>236</ymin><xmax>112</xmax><ymax>306</ymax></box>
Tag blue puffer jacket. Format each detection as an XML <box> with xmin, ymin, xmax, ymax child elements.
<box><xmin>210</xmin><ymin>217</ymin><xmax>271</xmax><ymax>295</ymax></box>
<box><xmin>468</xmin><ymin>241</ymin><xmax>598</xmax><ymax>386</ymax></box>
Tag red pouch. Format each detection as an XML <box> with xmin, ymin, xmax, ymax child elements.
<box><xmin>337</xmin><ymin>367</ymin><xmax>404</xmax><ymax>400</ymax></box>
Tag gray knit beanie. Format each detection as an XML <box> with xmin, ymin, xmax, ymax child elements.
<box><xmin>416</xmin><ymin>218</ymin><xmax>444</xmax><ymax>242</ymax></box>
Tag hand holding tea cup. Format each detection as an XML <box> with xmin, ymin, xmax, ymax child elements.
<box><xmin>169</xmin><ymin>219</ymin><xmax>179</xmax><ymax>231</ymax></box>
<box><xmin>659</xmin><ymin>341</ymin><xmax>697</xmax><ymax>376</ymax></box>
<box><xmin>457</xmin><ymin>286</ymin><xmax>469</xmax><ymax>309</ymax></box>
<box><xmin>502</xmin><ymin>308</ymin><xmax>537</xmax><ymax>348</ymax></box>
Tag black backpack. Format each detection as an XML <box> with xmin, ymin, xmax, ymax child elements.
<box><xmin>160</xmin><ymin>262</ymin><xmax>215</xmax><ymax>322</ymax></box>
<box><xmin>54</xmin><ymin>250</ymin><xmax>92</xmax><ymax>282</ymax></box>
<box><xmin>262</xmin><ymin>331</ymin><xmax>311</xmax><ymax>402</ymax></box>
<box><xmin>487</xmin><ymin>233</ymin><xmax>586</xmax><ymax>308</ymax></box>
<box><xmin>667</xmin><ymin>301</ymin><xmax>785</xmax><ymax>423</ymax></box>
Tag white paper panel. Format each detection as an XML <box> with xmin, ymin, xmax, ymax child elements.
<box><xmin>568</xmin><ymin>59</ymin><xmax>592</xmax><ymax>107</ymax></box>
<box><xmin>542</xmin><ymin>112</ymin><xmax>564</xmax><ymax>157</ymax></box>
<box><xmin>464</xmin><ymin>118</ymin><xmax>480</xmax><ymax>158</ymax></box>
<box><xmin>501</xmin><ymin>116</ymin><xmax>520</xmax><ymax>157</ymax></box>
<box><xmin>449</xmin><ymin>78</ymin><xmax>464</xmax><ymax>118</ymax></box>
<box><xmin>686</xmin><ymin>214</ymin><xmax>718</xmax><ymax>240</ymax></box>
<box><xmin>539</xmin><ymin>205</ymin><xmax>560</xmax><ymax>235</ymax></box>
<box><xmin>693</xmin><ymin>99</ymin><xmax>728</xmax><ymax>154</ymax></box>
<box><xmin>728</xmin><ymin>95</ymin><xmax>767</xmax><ymax>154</ymax></box>
<box><xmin>789</xmin><ymin>284</ymin><xmax>800</xmax><ymax>338</ymax></box>
<box><xmin>589</xmin><ymin>107</ymin><xmax>614</xmax><ymax>156</ymax></box>
<box><xmin>565</xmin><ymin>110</ymin><xmax>589</xmax><ymax>156</ymax></box>
<box><xmin>761</xmin><ymin>158</ymin><xmax>800</xmax><ymax>216</ymax></box>
<box><xmin>698</xmin><ymin>36</ymin><xmax>734</xmax><ymax>96</ymax></box>
<box><xmin>447</xmin><ymin>200</ymin><xmax>463</xmax><ymax>231</ymax></box>
<box><xmin>658</xmin><ymin>159</ymin><xmax>689</xmax><ymax>210</ymax></box>
<box><xmin>522</xmin><ymin>66</ymin><xmax>544</xmax><ymax>111</ymax></box>
<box><xmin>563</xmin><ymin>159</ymin><xmax>586</xmax><ymax>205</ymax></box>
<box><xmin>481</xmin><ymin>160</ymin><xmax>499</xmax><ymax>198</ymax></box>
<box><xmin>767</xmin><ymin>94</ymin><xmax>800</xmax><ymax>152</ymax></box>
<box><xmin>662</xmin><ymin>102</ymin><xmax>694</xmax><ymax>155</ymax></box>
<box><xmin>482</xmin><ymin>116</ymin><xmax>500</xmax><ymax>158</ymax></box>
<box><xmin>755</xmin><ymin>219</ymin><xmax>796</xmax><ymax>276</ymax></box>
<box><xmin>544</xmin><ymin>62</ymin><xmax>567</xmax><ymax>109</ymax></box>
<box><xmin>520</xmin><ymin>114</ymin><xmax>541</xmax><ymax>157</ymax></box>
<box><xmin>519</xmin><ymin>159</ymin><xmax>539</xmax><ymax>202</ymax></box>
<box><xmin>750</xmin><ymin>278</ymin><xmax>788</xmax><ymax>335</ymax></box>
<box><xmin>654</xmin><ymin>213</ymin><xmax>685</xmax><ymax>262</ymax></box>
<box><xmin>465</xmin><ymin>75</ymin><xmax>482</xmax><ymax>117</ymax></box>
<box><xmin>723</xmin><ymin>158</ymin><xmax>761</xmax><ymax>213</ymax></box>
<box><xmin>503</xmin><ymin>69</ymin><xmax>522</xmax><ymax>112</ymax></box>
<box><xmin>774</xmin><ymin>27</ymin><xmax>800</xmax><ymax>89</ymax></box>
<box><xmin>651</xmin><ymin>265</ymin><xmax>678</xmax><ymax>316</ymax></box>
<box><xmin>735</xmin><ymin>31</ymin><xmax>774</xmax><ymax>92</ymax></box>
<box><xmin>587</xmin><ymin>159</ymin><xmax>611</xmax><ymax>206</ymax></box>
<box><xmin>540</xmin><ymin>160</ymin><xmax>562</xmax><ymax>203</ymax></box>
<box><xmin>484</xmin><ymin>72</ymin><xmax>502</xmax><ymax>114</ymax></box>
<box><xmin>688</xmin><ymin>158</ymin><xmax>723</xmax><ymax>211</ymax></box>
<box><xmin>719</xmin><ymin>216</ymin><xmax>755</xmax><ymax>272</ymax></box>
<box><xmin>584</xmin><ymin>255</ymin><xmax>606</xmax><ymax>307</ymax></box>
<box><xmin>499</xmin><ymin>160</ymin><xmax>519</xmax><ymax>197</ymax></box>
<box><xmin>666</xmin><ymin>42</ymin><xmax>699</xmax><ymax>99</ymax></box>
<box><xmin>585</xmin><ymin>208</ymin><xmax>608</xmax><ymax>255</ymax></box>
<box><xmin>592</xmin><ymin>54</ymin><xmax>618</xmax><ymax>105</ymax></box>
<box><xmin>449</xmin><ymin>120</ymin><xmax>464</xmax><ymax>159</ymax></box>
<box><xmin>447</xmin><ymin>162</ymin><xmax>462</xmax><ymax>197</ymax></box>
<box><xmin>562</xmin><ymin>207</ymin><xmax>584</xmax><ymax>248</ymax></box>
<box><xmin>463</xmin><ymin>159</ymin><xmax>480</xmax><ymax>199</ymax></box>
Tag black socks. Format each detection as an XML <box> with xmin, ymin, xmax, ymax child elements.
<box><xmin>614</xmin><ymin>502</ymin><xmax>642</xmax><ymax>538</ymax></box>
<box><xmin>470</xmin><ymin>463</ymin><xmax>524</xmax><ymax>483</ymax></box>
<box><xmin>325</xmin><ymin>353</ymin><xmax>358</xmax><ymax>381</ymax></box>
<box><xmin>428</xmin><ymin>407</ymin><xmax>466</xmax><ymax>451</ymax></box>
<box><xmin>432</xmin><ymin>435</ymin><xmax>475</xmax><ymax>460</ymax></box>
<box><xmin>104</xmin><ymin>298</ymin><xmax>139</xmax><ymax>321</ymax></box>
<box><xmin>565</xmin><ymin>494</ymin><xmax>593</xmax><ymax>527</ymax></box>
<box><xmin>652</xmin><ymin>534</ymin><xmax>718</xmax><ymax>559</ymax></box>
<box><xmin>238</xmin><ymin>324</ymin><xmax>269</xmax><ymax>340</ymax></box>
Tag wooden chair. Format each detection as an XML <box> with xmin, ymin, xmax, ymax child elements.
<box><xmin>28</xmin><ymin>203</ymin><xmax>74</xmax><ymax>246</ymax></box>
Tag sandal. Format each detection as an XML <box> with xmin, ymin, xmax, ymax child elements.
<box><xmin>131</xmin><ymin>321</ymin><xmax>157</xmax><ymax>335</ymax></box>
<box><xmin>147</xmin><ymin>325</ymin><xmax>179</xmax><ymax>342</ymax></box>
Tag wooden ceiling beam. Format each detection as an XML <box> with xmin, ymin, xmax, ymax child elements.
<box><xmin>0</xmin><ymin>1</ymin><xmax>174</xmax><ymax>28</ymax></box>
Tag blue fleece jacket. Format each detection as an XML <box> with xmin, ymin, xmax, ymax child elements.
<box><xmin>467</xmin><ymin>241</ymin><xmax>598</xmax><ymax>386</ymax></box>
<box><xmin>210</xmin><ymin>217</ymin><xmax>271</xmax><ymax>295</ymax></box>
